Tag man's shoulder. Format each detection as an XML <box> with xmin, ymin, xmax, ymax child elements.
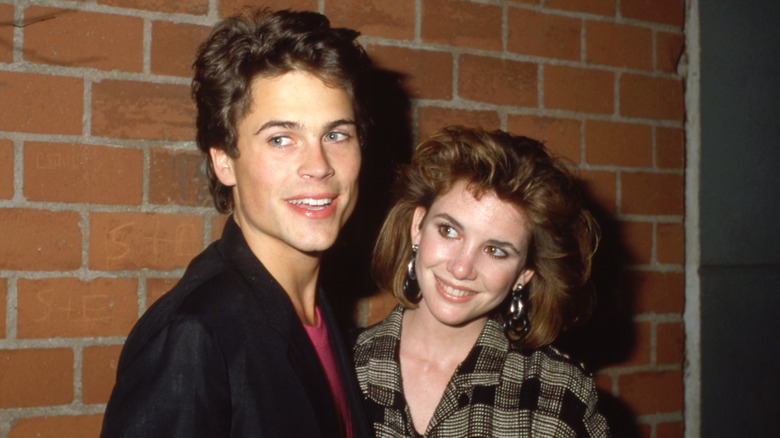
<box><xmin>117</xmin><ymin>243</ymin><xmax>265</xmax><ymax>367</ymax></box>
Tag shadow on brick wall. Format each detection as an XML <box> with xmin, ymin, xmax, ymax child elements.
<box><xmin>321</xmin><ymin>66</ymin><xmax>413</xmax><ymax>327</ymax></box>
<box><xmin>557</xmin><ymin>191</ymin><xmax>641</xmax><ymax>437</ymax></box>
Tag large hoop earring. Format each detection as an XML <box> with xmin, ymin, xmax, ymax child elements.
<box><xmin>503</xmin><ymin>283</ymin><xmax>530</xmax><ymax>339</ymax></box>
<box><xmin>403</xmin><ymin>244</ymin><xmax>421</xmax><ymax>303</ymax></box>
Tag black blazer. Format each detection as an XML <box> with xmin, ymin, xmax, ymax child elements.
<box><xmin>101</xmin><ymin>217</ymin><xmax>370</xmax><ymax>437</ymax></box>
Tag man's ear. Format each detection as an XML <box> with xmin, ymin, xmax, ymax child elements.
<box><xmin>210</xmin><ymin>147</ymin><xmax>236</xmax><ymax>187</ymax></box>
<box><xmin>410</xmin><ymin>206</ymin><xmax>427</xmax><ymax>246</ymax></box>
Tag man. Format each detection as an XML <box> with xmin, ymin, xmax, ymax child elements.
<box><xmin>101</xmin><ymin>9</ymin><xmax>372</xmax><ymax>437</ymax></box>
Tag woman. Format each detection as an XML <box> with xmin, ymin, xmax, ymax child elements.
<box><xmin>353</xmin><ymin>127</ymin><xmax>610</xmax><ymax>437</ymax></box>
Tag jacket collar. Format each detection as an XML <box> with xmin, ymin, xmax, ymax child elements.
<box><xmin>214</xmin><ymin>216</ymin><xmax>306</xmax><ymax>341</ymax></box>
<box><xmin>358</xmin><ymin>306</ymin><xmax>511</xmax><ymax>410</ymax></box>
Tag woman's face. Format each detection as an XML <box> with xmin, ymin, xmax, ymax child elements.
<box><xmin>410</xmin><ymin>180</ymin><xmax>535</xmax><ymax>329</ymax></box>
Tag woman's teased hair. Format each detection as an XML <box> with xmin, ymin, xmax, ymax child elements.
<box><xmin>372</xmin><ymin>126</ymin><xmax>600</xmax><ymax>349</ymax></box>
<box><xmin>192</xmin><ymin>8</ymin><xmax>370</xmax><ymax>213</ymax></box>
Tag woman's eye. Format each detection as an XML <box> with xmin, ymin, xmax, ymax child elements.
<box><xmin>438</xmin><ymin>225</ymin><xmax>458</xmax><ymax>239</ymax></box>
<box><xmin>324</xmin><ymin>131</ymin><xmax>348</xmax><ymax>142</ymax></box>
<box><xmin>485</xmin><ymin>246</ymin><xmax>507</xmax><ymax>258</ymax></box>
<box><xmin>269</xmin><ymin>136</ymin><xmax>293</xmax><ymax>147</ymax></box>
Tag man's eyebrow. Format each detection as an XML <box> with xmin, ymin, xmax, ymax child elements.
<box><xmin>254</xmin><ymin>120</ymin><xmax>301</xmax><ymax>135</ymax></box>
<box><xmin>324</xmin><ymin>118</ymin><xmax>357</xmax><ymax>131</ymax></box>
<box><xmin>254</xmin><ymin>119</ymin><xmax>356</xmax><ymax>136</ymax></box>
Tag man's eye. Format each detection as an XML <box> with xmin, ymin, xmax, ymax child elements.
<box><xmin>324</xmin><ymin>131</ymin><xmax>348</xmax><ymax>142</ymax></box>
<box><xmin>270</xmin><ymin>136</ymin><xmax>292</xmax><ymax>147</ymax></box>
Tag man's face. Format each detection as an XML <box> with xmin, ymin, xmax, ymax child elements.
<box><xmin>210</xmin><ymin>70</ymin><xmax>361</xmax><ymax>259</ymax></box>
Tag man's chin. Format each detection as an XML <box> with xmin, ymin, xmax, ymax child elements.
<box><xmin>293</xmin><ymin>235</ymin><xmax>340</xmax><ymax>256</ymax></box>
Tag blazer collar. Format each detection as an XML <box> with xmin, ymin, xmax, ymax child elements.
<box><xmin>359</xmin><ymin>307</ymin><xmax>510</xmax><ymax>410</ymax></box>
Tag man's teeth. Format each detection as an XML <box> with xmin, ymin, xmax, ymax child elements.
<box><xmin>437</xmin><ymin>278</ymin><xmax>474</xmax><ymax>297</ymax></box>
<box><xmin>289</xmin><ymin>198</ymin><xmax>333</xmax><ymax>207</ymax></box>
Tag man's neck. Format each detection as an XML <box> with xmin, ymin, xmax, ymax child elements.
<box><xmin>239</xmin><ymin>231</ymin><xmax>323</xmax><ymax>326</ymax></box>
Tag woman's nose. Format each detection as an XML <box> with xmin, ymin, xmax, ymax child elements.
<box><xmin>447</xmin><ymin>250</ymin><xmax>477</xmax><ymax>281</ymax></box>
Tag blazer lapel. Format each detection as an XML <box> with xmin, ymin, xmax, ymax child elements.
<box><xmin>220</xmin><ymin>217</ymin><xmax>341</xmax><ymax>437</ymax></box>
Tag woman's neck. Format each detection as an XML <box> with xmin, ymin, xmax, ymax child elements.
<box><xmin>398</xmin><ymin>306</ymin><xmax>489</xmax><ymax>435</ymax></box>
<box><xmin>401</xmin><ymin>305</ymin><xmax>487</xmax><ymax>362</ymax></box>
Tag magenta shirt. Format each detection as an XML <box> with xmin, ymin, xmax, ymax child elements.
<box><xmin>304</xmin><ymin>307</ymin><xmax>353</xmax><ymax>438</ymax></box>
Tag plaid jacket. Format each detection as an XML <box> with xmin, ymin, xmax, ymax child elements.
<box><xmin>353</xmin><ymin>306</ymin><xmax>610</xmax><ymax>437</ymax></box>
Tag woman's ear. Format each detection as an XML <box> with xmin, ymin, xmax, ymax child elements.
<box><xmin>410</xmin><ymin>206</ymin><xmax>427</xmax><ymax>246</ymax></box>
<box><xmin>515</xmin><ymin>268</ymin><xmax>535</xmax><ymax>289</ymax></box>
<box><xmin>210</xmin><ymin>147</ymin><xmax>236</xmax><ymax>187</ymax></box>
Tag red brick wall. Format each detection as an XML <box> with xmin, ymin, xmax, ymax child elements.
<box><xmin>0</xmin><ymin>1</ymin><xmax>686</xmax><ymax>437</ymax></box>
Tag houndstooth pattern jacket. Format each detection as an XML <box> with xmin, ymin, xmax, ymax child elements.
<box><xmin>353</xmin><ymin>306</ymin><xmax>611</xmax><ymax>437</ymax></box>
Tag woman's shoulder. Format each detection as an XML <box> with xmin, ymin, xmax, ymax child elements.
<box><xmin>501</xmin><ymin>343</ymin><xmax>598</xmax><ymax>403</ymax></box>
<box><xmin>354</xmin><ymin>305</ymin><xmax>404</xmax><ymax>347</ymax></box>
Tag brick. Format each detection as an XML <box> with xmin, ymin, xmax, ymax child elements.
<box><xmin>326</xmin><ymin>0</ymin><xmax>414</xmax><ymax>40</ymax></box>
<box><xmin>630</xmin><ymin>270</ymin><xmax>684</xmax><ymax>314</ymax></box>
<box><xmin>577</xmin><ymin>169</ymin><xmax>617</xmax><ymax>215</ymax></box>
<box><xmin>0</xmin><ymin>348</ymin><xmax>73</xmax><ymax>408</ymax></box>
<box><xmin>657</xmin><ymin>31</ymin><xmax>684</xmax><ymax>74</ymax></box>
<box><xmin>656</xmin><ymin>420</ymin><xmax>684</xmax><ymax>438</ymax></box>
<box><xmin>618</xmin><ymin>369</ymin><xmax>683</xmax><ymax>414</ymax></box>
<box><xmin>0</xmin><ymin>71</ymin><xmax>83</xmax><ymax>135</ymax></box>
<box><xmin>544</xmin><ymin>65</ymin><xmax>613</xmax><ymax>114</ymax></box>
<box><xmin>219</xmin><ymin>0</ymin><xmax>318</xmax><ymax>17</ymax></box>
<box><xmin>621</xmin><ymin>0</ymin><xmax>684</xmax><ymax>27</ymax></box>
<box><xmin>8</xmin><ymin>415</ymin><xmax>103</xmax><ymax>438</ymax></box>
<box><xmin>620</xmin><ymin>74</ymin><xmax>684</xmax><ymax>121</ymax></box>
<box><xmin>359</xmin><ymin>290</ymin><xmax>397</xmax><ymax>327</ymax></box>
<box><xmin>24</xmin><ymin>142</ymin><xmax>143</xmax><ymax>205</ymax></box>
<box><xmin>656</xmin><ymin>126</ymin><xmax>684</xmax><ymax>169</ymax></box>
<box><xmin>91</xmin><ymin>80</ymin><xmax>195</xmax><ymax>141</ymax></box>
<box><xmin>459</xmin><ymin>54</ymin><xmax>537</xmax><ymax>107</ymax></box>
<box><xmin>657</xmin><ymin>322</ymin><xmax>684</xmax><ymax>365</ymax></box>
<box><xmin>586</xmin><ymin>21</ymin><xmax>652</xmax><ymax>70</ymax></box>
<box><xmin>546</xmin><ymin>0</ymin><xmax>616</xmax><ymax>16</ymax></box>
<box><xmin>151</xmin><ymin>21</ymin><xmax>211</xmax><ymax>77</ymax></box>
<box><xmin>585</xmin><ymin>120</ymin><xmax>652</xmax><ymax>167</ymax></box>
<box><xmin>0</xmin><ymin>278</ymin><xmax>5</xmax><ymax>339</ymax></box>
<box><xmin>621</xmin><ymin>172</ymin><xmax>684</xmax><ymax>215</ymax></box>
<box><xmin>422</xmin><ymin>0</ymin><xmax>502</xmax><ymax>51</ymax></box>
<box><xmin>367</xmin><ymin>46</ymin><xmax>452</xmax><ymax>100</ymax></box>
<box><xmin>0</xmin><ymin>209</ymin><xmax>81</xmax><ymax>271</ymax></box>
<box><xmin>507</xmin><ymin>115</ymin><xmax>581</xmax><ymax>164</ymax></box>
<box><xmin>146</xmin><ymin>277</ymin><xmax>178</xmax><ymax>309</ymax></box>
<box><xmin>211</xmin><ymin>215</ymin><xmax>228</xmax><ymax>242</ymax></box>
<box><xmin>149</xmin><ymin>148</ymin><xmax>211</xmax><ymax>207</ymax></box>
<box><xmin>17</xmin><ymin>278</ymin><xmax>138</xmax><ymax>338</ymax></box>
<box><xmin>23</xmin><ymin>7</ymin><xmax>143</xmax><ymax>72</ymax></box>
<box><xmin>657</xmin><ymin>222</ymin><xmax>684</xmax><ymax>265</ymax></box>
<box><xmin>82</xmin><ymin>345</ymin><xmax>123</xmax><ymax>404</ymax></box>
<box><xmin>0</xmin><ymin>139</ymin><xmax>12</xmax><ymax>199</ymax></box>
<box><xmin>89</xmin><ymin>212</ymin><xmax>203</xmax><ymax>270</ymax></box>
<box><xmin>508</xmin><ymin>8</ymin><xmax>581</xmax><ymax>61</ymax></box>
<box><xmin>98</xmin><ymin>0</ymin><xmax>207</xmax><ymax>15</ymax></box>
<box><xmin>417</xmin><ymin>107</ymin><xmax>500</xmax><ymax>142</ymax></box>
<box><xmin>620</xmin><ymin>220</ymin><xmax>653</xmax><ymax>264</ymax></box>
<box><xmin>0</xmin><ymin>4</ymin><xmax>13</xmax><ymax>63</ymax></box>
